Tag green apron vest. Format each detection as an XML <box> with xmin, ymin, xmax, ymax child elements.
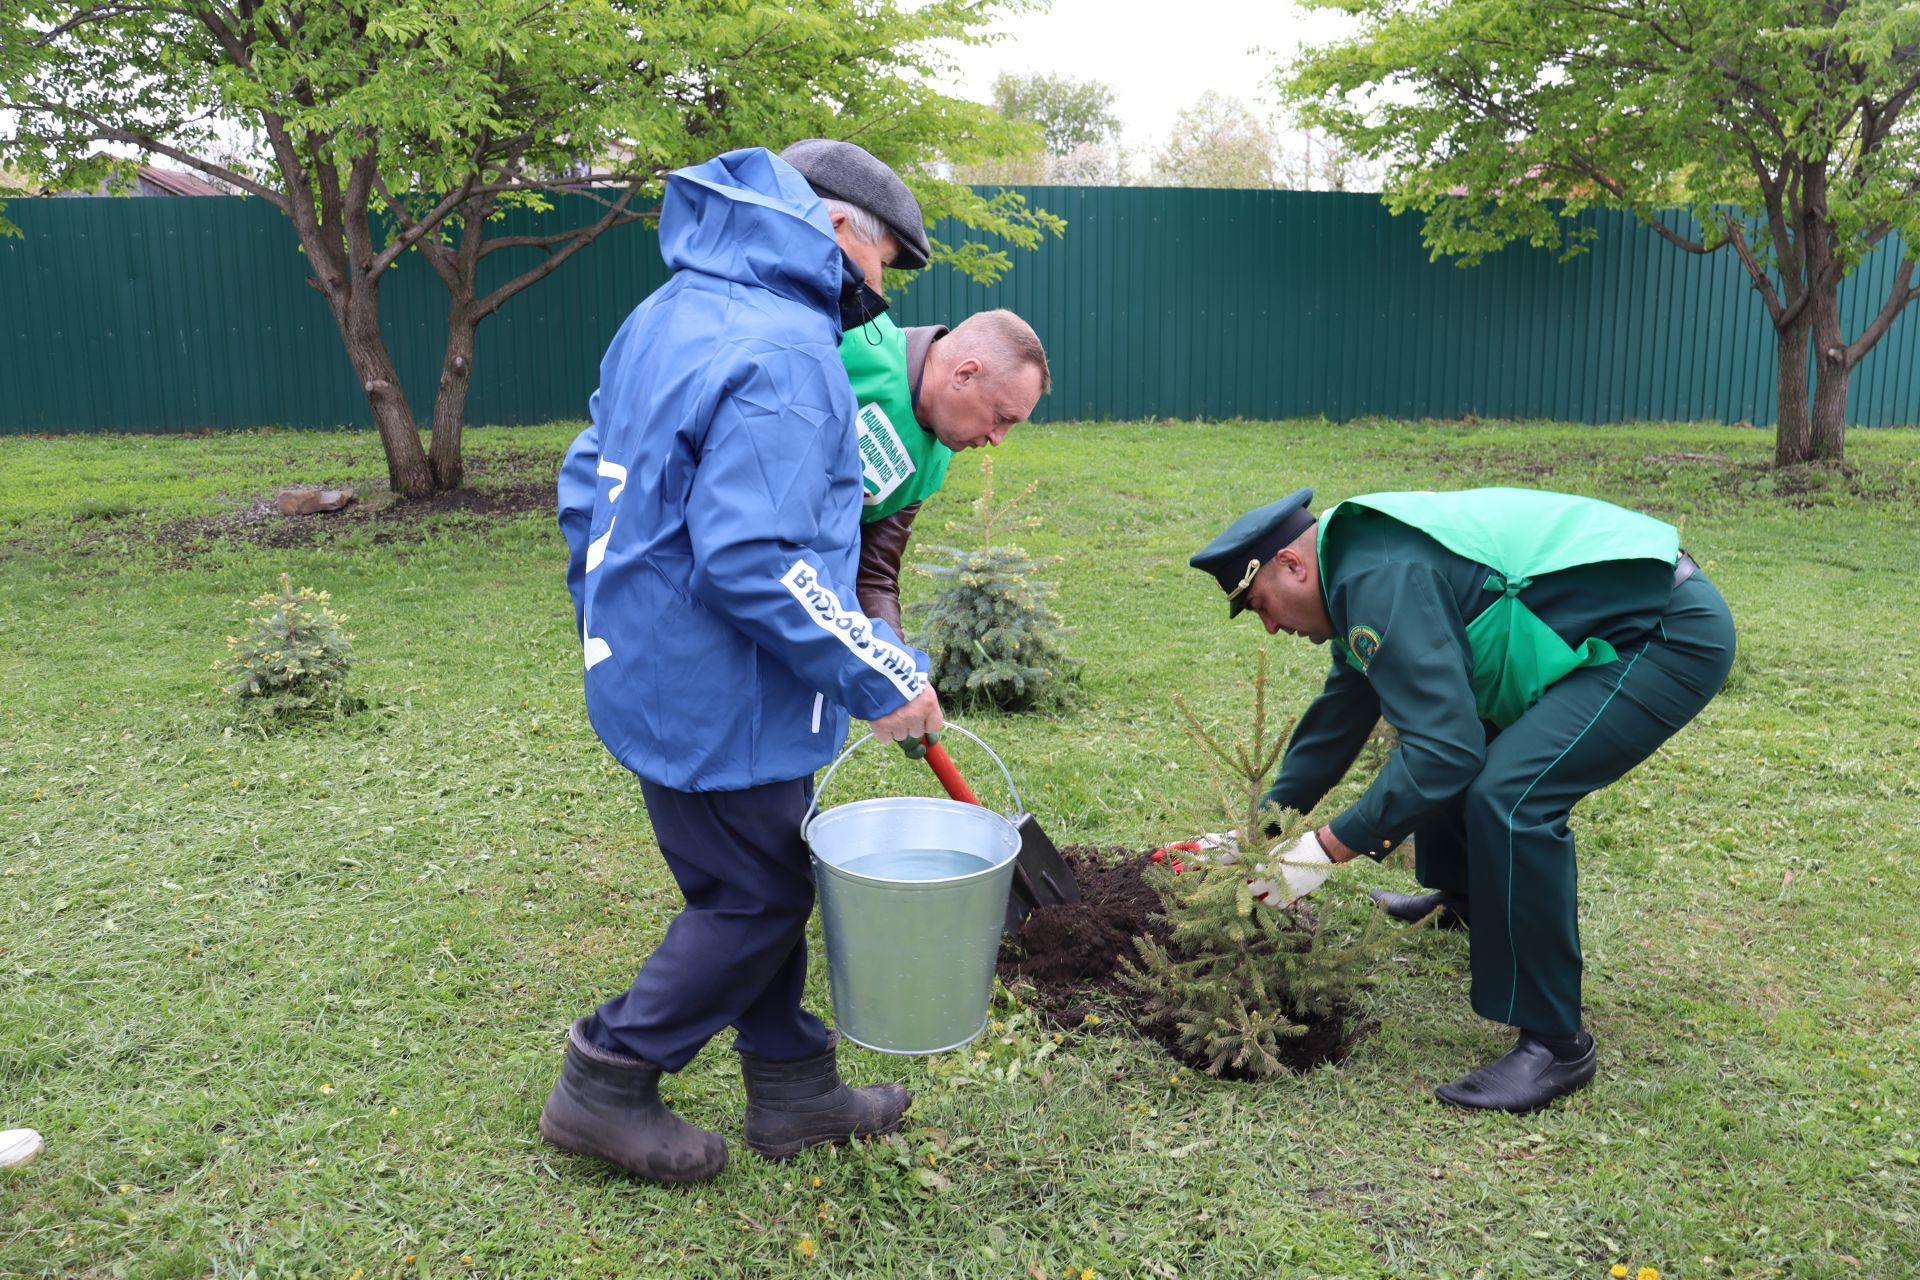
<box><xmin>1319</xmin><ymin>488</ymin><xmax>1679</xmax><ymax>727</ymax></box>
<box><xmin>840</xmin><ymin>313</ymin><xmax>953</xmax><ymax>522</ymax></box>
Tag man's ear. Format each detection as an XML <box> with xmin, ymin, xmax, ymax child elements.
<box><xmin>951</xmin><ymin>356</ymin><xmax>984</xmax><ymax>387</ymax></box>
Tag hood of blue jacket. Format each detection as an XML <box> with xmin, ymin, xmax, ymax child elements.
<box><xmin>659</xmin><ymin>147</ymin><xmax>844</xmax><ymax>319</ymax></box>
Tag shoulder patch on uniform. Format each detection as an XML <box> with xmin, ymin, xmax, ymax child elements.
<box><xmin>1347</xmin><ymin>624</ymin><xmax>1381</xmax><ymax>668</ymax></box>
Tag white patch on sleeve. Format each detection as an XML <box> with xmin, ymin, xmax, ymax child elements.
<box><xmin>779</xmin><ymin>560</ymin><xmax>926</xmax><ymax>700</ymax></box>
<box><xmin>811</xmin><ymin>692</ymin><xmax>824</xmax><ymax>734</ymax></box>
<box><xmin>581</xmin><ymin>460</ymin><xmax>628</xmax><ymax>666</ymax></box>
<box><xmin>855</xmin><ymin>402</ymin><xmax>915</xmax><ymax>508</ymax></box>
<box><xmin>597</xmin><ymin>459</ymin><xmax>627</xmax><ymax>502</ymax></box>
<box><xmin>585</xmin><ymin>516</ymin><xmax>615</xmax><ymax>574</ymax></box>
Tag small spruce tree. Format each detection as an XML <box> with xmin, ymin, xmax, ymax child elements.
<box><xmin>910</xmin><ymin>456</ymin><xmax>1079</xmax><ymax>711</ymax></box>
<box><xmin>1120</xmin><ymin>650</ymin><xmax>1422</xmax><ymax>1078</ymax></box>
<box><xmin>217</xmin><ymin>573</ymin><xmax>356</xmax><ymax>720</ymax></box>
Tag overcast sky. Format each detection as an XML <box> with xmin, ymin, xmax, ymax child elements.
<box><xmin>935</xmin><ymin>0</ymin><xmax>1361</xmax><ymax>157</ymax></box>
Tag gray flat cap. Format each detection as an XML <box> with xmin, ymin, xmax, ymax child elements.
<box><xmin>780</xmin><ymin>139</ymin><xmax>930</xmax><ymax>270</ymax></box>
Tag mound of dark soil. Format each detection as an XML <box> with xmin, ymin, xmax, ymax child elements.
<box><xmin>105</xmin><ymin>447</ymin><xmax>563</xmax><ymax>559</ymax></box>
<box><xmin>998</xmin><ymin>845</ymin><xmax>1367</xmax><ymax>1078</ymax></box>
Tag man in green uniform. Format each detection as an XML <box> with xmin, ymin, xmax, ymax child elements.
<box><xmin>1191</xmin><ymin>486</ymin><xmax>1736</xmax><ymax>1113</ymax></box>
<box><xmin>779</xmin><ymin>139</ymin><xmax>1052</xmax><ymax>637</ymax></box>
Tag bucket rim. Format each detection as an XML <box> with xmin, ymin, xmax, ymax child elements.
<box><xmin>805</xmin><ymin>725</ymin><xmax>1023</xmax><ymax>832</ymax></box>
<box><xmin>806</xmin><ymin>795</ymin><xmax>1020</xmax><ymax>884</ymax></box>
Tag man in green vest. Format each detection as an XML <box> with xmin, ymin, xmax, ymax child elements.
<box><xmin>843</xmin><ymin>308</ymin><xmax>1050</xmax><ymax>633</ymax></box>
<box><xmin>1190</xmin><ymin>487</ymin><xmax>1736</xmax><ymax>1113</ymax></box>
<box><xmin>780</xmin><ymin>139</ymin><xmax>1052</xmax><ymax>636</ymax></box>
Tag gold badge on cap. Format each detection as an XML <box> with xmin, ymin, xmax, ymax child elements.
<box><xmin>1226</xmin><ymin>558</ymin><xmax>1261</xmax><ymax>601</ymax></box>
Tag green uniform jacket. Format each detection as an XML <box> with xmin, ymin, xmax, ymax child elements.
<box><xmin>1266</xmin><ymin>493</ymin><xmax>1677</xmax><ymax>857</ymax></box>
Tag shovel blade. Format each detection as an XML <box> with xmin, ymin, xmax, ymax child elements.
<box><xmin>1003</xmin><ymin>811</ymin><xmax>1080</xmax><ymax>934</ymax></box>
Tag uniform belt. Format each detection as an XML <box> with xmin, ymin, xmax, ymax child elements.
<box><xmin>1673</xmin><ymin>550</ymin><xmax>1698</xmax><ymax>588</ymax></box>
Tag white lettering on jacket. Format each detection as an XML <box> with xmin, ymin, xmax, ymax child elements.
<box><xmin>583</xmin><ymin>458</ymin><xmax>629</xmax><ymax>670</ymax></box>
<box><xmin>779</xmin><ymin>560</ymin><xmax>927</xmax><ymax>701</ymax></box>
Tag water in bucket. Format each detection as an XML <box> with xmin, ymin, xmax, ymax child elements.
<box><xmin>840</xmin><ymin>848</ymin><xmax>995</xmax><ymax>881</ymax></box>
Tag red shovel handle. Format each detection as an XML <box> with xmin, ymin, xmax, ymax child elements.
<box><xmin>922</xmin><ymin>739</ymin><xmax>982</xmax><ymax>806</ymax></box>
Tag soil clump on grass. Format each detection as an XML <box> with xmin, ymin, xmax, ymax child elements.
<box><xmin>103</xmin><ymin>447</ymin><xmax>560</xmax><ymax>559</ymax></box>
<box><xmin>998</xmin><ymin>845</ymin><xmax>1365</xmax><ymax>1078</ymax></box>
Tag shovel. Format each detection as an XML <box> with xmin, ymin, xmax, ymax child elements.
<box><xmin>909</xmin><ymin>731</ymin><xmax>1080</xmax><ymax>933</ymax></box>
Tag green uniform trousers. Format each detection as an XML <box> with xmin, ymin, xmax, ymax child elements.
<box><xmin>1410</xmin><ymin>574</ymin><xmax>1736</xmax><ymax>1034</ymax></box>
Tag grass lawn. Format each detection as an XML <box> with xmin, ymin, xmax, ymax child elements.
<box><xmin>2</xmin><ymin>418</ymin><xmax>1918</xmax><ymax>1280</ymax></box>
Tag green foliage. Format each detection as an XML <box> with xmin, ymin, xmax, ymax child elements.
<box><xmin>0</xmin><ymin>1</ymin><xmax>1060</xmax><ymax>272</ymax></box>
<box><xmin>958</xmin><ymin>71</ymin><xmax>1129</xmax><ymax>185</ymax></box>
<box><xmin>1280</xmin><ymin>0</ymin><xmax>1920</xmax><ymax>461</ymax></box>
<box><xmin>911</xmin><ymin>456</ymin><xmax>1078</xmax><ymax>711</ymax></box>
<box><xmin>217</xmin><ymin>573</ymin><xmax>355</xmax><ymax>717</ymax></box>
<box><xmin>1121</xmin><ymin>652</ymin><xmax>1417</xmax><ymax>1078</ymax></box>
<box><xmin>1282</xmin><ymin>0</ymin><xmax>1920</xmax><ymax>269</ymax></box>
<box><xmin>990</xmin><ymin>71</ymin><xmax>1123</xmax><ymax>157</ymax></box>
<box><xmin>0</xmin><ymin>1</ymin><xmax>1063</xmax><ymax>492</ymax></box>
<box><xmin>1151</xmin><ymin>91</ymin><xmax>1279</xmax><ymax>189</ymax></box>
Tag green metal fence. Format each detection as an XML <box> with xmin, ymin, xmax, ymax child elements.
<box><xmin>2</xmin><ymin>187</ymin><xmax>1916</xmax><ymax>433</ymax></box>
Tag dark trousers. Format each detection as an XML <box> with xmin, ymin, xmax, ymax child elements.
<box><xmin>1414</xmin><ymin>575</ymin><xmax>1737</xmax><ymax>1035</ymax></box>
<box><xmin>584</xmin><ymin>776</ymin><xmax>830</xmax><ymax>1072</ymax></box>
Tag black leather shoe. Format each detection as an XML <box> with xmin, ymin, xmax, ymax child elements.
<box><xmin>1370</xmin><ymin>888</ymin><xmax>1470</xmax><ymax>930</ymax></box>
<box><xmin>1434</xmin><ymin>1032</ymin><xmax>1597</xmax><ymax>1114</ymax></box>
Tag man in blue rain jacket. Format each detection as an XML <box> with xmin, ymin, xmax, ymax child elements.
<box><xmin>540</xmin><ymin>145</ymin><xmax>943</xmax><ymax>1184</ymax></box>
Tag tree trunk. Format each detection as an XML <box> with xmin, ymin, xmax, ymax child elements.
<box><xmin>342</xmin><ymin>297</ymin><xmax>435</xmax><ymax>498</ymax></box>
<box><xmin>1809</xmin><ymin>353</ymin><xmax>1851</xmax><ymax>462</ymax></box>
<box><xmin>1773</xmin><ymin>318</ymin><xmax>1814</xmax><ymax>467</ymax></box>
<box><xmin>429</xmin><ymin>303</ymin><xmax>476</xmax><ymax>492</ymax></box>
<box><xmin>1806</xmin><ymin>268</ymin><xmax>1850</xmax><ymax>464</ymax></box>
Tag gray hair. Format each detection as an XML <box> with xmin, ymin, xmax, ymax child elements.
<box><xmin>821</xmin><ymin>198</ymin><xmax>891</xmax><ymax>249</ymax></box>
<box><xmin>946</xmin><ymin>310</ymin><xmax>1052</xmax><ymax>395</ymax></box>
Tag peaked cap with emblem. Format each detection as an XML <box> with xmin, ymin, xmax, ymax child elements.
<box><xmin>1190</xmin><ymin>488</ymin><xmax>1317</xmax><ymax>617</ymax></box>
<box><xmin>779</xmin><ymin>139</ymin><xmax>931</xmax><ymax>270</ymax></box>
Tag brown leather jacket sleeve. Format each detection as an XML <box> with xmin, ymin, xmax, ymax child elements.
<box><xmin>858</xmin><ymin>502</ymin><xmax>921</xmax><ymax>638</ymax></box>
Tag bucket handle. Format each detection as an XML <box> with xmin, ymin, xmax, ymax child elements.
<box><xmin>805</xmin><ymin>722</ymin><xmax>1023</xmax><ymax>834</ymax></box>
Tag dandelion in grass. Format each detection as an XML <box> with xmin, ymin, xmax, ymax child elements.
<box><xmin>796</xmin><ymin>1236</ymin><xmax>817</xmax><ymax>1259</ymax></box>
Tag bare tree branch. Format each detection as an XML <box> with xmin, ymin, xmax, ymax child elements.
<box><xmin>371</xmin><ymin>172</ymin><xmax>457</xmax><ymax>288</ymax></box>
<box><xmin>1722</xmin><ymin>214</ymin><xmax>1792</xmax><ymax>325</ymax></box>
<box><xmin>469</xmin><ymin>181</ymin><xmax>646</xmax><ymax>322</ymax></box>
<box><xmin>366</xmin><ymin>174</ymin><xmax>482</xmax><ymax>275</ymax></box>
<box><xmin>30</xmin><ymin>2</ymin><xmax>159</xmax><ymax>45</ymax></box>
<box><xmin>3</xmin><ymin>99</ymin><xmax>287</xmax><ymax>206</ymax></box>
<box><xmin>1844</xmin><ymin>257</ymin><xmax>1920</xmax><ymax>364</ymax></box>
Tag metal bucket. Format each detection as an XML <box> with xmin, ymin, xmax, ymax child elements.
<box><xmin>804</xmin><ymin>726</ymin><xmax>1023</xmax><ymax>1055</ymax></box>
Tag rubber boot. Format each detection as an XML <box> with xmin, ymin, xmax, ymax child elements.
<box><xmin>538</xmin><ymin>1018</ymin><xmax>727</xmax><ymax>1183</ymax></box>
<box><xmin>738</xmin><ymin>1031</ymin><xmax>909</xmax><ymax>1159</ymax></box>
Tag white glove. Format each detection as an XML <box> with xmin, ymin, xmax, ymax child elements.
<box><xmin>0</xmin><ymin>1128</ymin><xmax>45</xmax><ymax>1169</ymax></box>
<box><xmin>1151</xmin><ymin>830</ymin><xmax>1241</xmax><ymax>872</ymax></box>
<box><xmin>1247</xmin><ymin>830</ymin><xmax>1334</xmax><ymax>907</ymax></box>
